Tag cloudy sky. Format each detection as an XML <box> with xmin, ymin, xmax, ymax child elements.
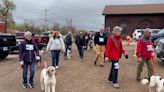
<box><xmin>12</xmin><ymin>0</ymin><xmax>164</xmax><ymax>31</ymax></box>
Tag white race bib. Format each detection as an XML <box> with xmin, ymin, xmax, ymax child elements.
<box><xmin>114</xmin><ymin>63</ymin><xmax>119</xmax><ymax>69</ymax></box>
<box><xmin>26</xmin><ymin>44</ymin><xmax>34</xmax><ymax>50</ymax></box>
<box><xmin>99</xmin><ymin>38</ymin><xmax>104</xmax><ymax>42</ymax></box>
<box><xmin>147</xmin><ymin>45</ymin><xmax>153</xmax><ymax>51</ymax></box>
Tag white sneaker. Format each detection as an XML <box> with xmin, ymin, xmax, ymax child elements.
<box><xmin>55</xmin><ymin>66</ymin><xmax>59</xmax><ymax>69</ymax></box>
<box><xmin>113</xmin><ymin>83</ymin><xmax>119</xmax><ymax>88</ymax></box>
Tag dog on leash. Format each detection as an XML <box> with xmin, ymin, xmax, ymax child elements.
<box><xmin>40</xmin><ymin>66</ymin><xmax>56</xmax><ymax>92</ymax></box>
<box><xmin>141</xmin><ymin>75</ymin><xmax>164</xmax><ymax>92</ymax></box>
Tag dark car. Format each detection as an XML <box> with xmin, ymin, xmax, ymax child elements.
<box><xmin>12</xmin><ymin>32</ymin><xmax>49</xmax><ymax>51</ymax></box>
<box><xmin>151</xmin><ymin>29</ymin><xmax>164</xmax><ymax>44</ymax></box>
<box><xmin>156</xmin><ymin>38</ymin><xmax>164</xmax><ymax>62</ymax></box>
<box><xmin>0</xmin><ymin>33</ymin><xmax>16</xmax><ymax>59</ymax></box>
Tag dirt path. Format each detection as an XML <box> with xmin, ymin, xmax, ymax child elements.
<box><xmin>0</xmin><ymin>43</ymin><xmax>164</xmax><ymax>92</ymax></box>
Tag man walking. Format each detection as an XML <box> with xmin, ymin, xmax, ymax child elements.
<box><xmin>64</xmin><ymin>31</ymin><xmax>73</xmax><ymax>60</ymax></box>
<box><xmin>94</xmin><ymin>26</ymin><xmax>107</xmax><ymax>67</ymax></box>
<box><xmin>105</xmin><ymin>26</ymin><xmax>128</xmax><ymax>88</ymax></box>
<box><xmin>136</xmin><ymin>29</ymin><xmax>154</xmax><ymax>82</ymax></box>
<box><xmin>75</xmin><ymin>32</ymin><xmax>85</xmax><ymax>62</ymax></box>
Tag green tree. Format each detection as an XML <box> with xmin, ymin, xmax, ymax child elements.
<box><xmin>0</xmin><ymin>0</ymin><xmax>16</xmax><ymax>29</ymax></box>
<box><xmin>77</xmin><ymin>29</ymin><xmax>88</xmax><ymax>33</ymax></box>
<box><xmin>0</xmin><ymin>0</ymin><xmax>16</xmax><ymax>16</ymax></box>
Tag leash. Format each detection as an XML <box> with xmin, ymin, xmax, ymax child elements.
<box><xmin>39</xmin><ymin>50</ymin><xmax>49</xmax><ymax>69</ymax></box>
<box><xmin>151</xmin><ymin>54</ymin><xmax>156</xmax><ymax>75</ymax></box>
<box><xmin>40</xmin><ymin>59</ymin><xmax>48</xmax><ymax>68</ymax></box>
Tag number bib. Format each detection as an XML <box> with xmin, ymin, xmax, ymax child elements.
<box><xmin>99</xmin><ymin>38</ymin><xmax>104</xmax><ymax>42</ymax></box>
<box><xmin>147</xmin><ymin>45</ymin><xmax>153</xmax><ymax>51</ymax></box>
<box><xmin>114</xmin><ymin>63</ymin><xmax>119</xmax><ymax>69</ymax></box>
<box><xmin>26</xmin><ymin>44</ymin><xmax>34</xmax><ymax>51</ymax></box>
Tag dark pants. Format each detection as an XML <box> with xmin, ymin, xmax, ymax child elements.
<box><xmin>108</xmin><ymin>60</ymin><xmax>119</xmax><ymax>84</ymax></box>
<box><xmin>51</xmin><ymin>50</ymin><xmax>61</xmax><ymax>67</ymax></box>
<box><xmin>77</xmin><ymin>46</ymin><xmax>84</xmax><ymax>59</ymax></box>
<box><xmin>23</xmin><ymin>62</ymin><xmax>36</xmax><ymax>85</ymax></box>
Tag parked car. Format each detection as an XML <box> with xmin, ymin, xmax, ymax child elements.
<box><xmin>0</xmin><ymin>20</ymin><xmax>16</xmax><ymax>59</ymax></box>
<box><xmin>34</xmin><ymin>35</ymin><xmax>49</xmax><ymax>49</ymax></box>
<box><xmin>12</xmin><ymin>32</ymin><xmax>49</xmax><ymax>51</ymax></box>
<box><xmin>150</xmin><ymin>29</ymin><xmax>161</xmax><ymax>36</ymax></box>
<box><xmin>132</xmin><ymin>29</ymin><xmax>142</xmax><ymax>41</ymax></box>
<box><xmin>151</xmin><ymin>29</ymin><xmax>164</xmax><ymax>44</ymax></box>
<box><xmin>156</xmin><ymin>38</ymin><xmax>164</xmax><ymax>62</ymax></box>
<box><xmin>11</xmin><ymin>32</ymin><xmax>25</xmax><ymax>51</ymax></box>
<box><xmin>0</xmin><ymin>33</ymin><xmax>16</xmax><ymax>59</ymax></box>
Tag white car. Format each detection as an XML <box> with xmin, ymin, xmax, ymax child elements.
<box><xmin>132</xmin><ymin>29</ymin><xmax>142</xmax><ymax>40</ymax></box>
<box><xmin>133</xmin><ymin>29</ymin><xmax>161</xmax><ymax>41</ymax></box>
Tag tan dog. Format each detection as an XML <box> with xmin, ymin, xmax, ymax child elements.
<box><xmin>40</xmin><ymin>66</ymin><xmax>56</xmax><ymax>92</ymax></box>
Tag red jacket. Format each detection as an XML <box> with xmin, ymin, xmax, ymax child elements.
<box><xmin>105</xmin><ymin>35</ymin><xmax>125</xmax><ymax>61</ymax></box>
<box><xmin>136</xmin><ymin>36</ymin><xmax>154</xmax><ymax>59</ymax></box>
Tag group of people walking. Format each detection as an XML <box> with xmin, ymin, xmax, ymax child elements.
<box><xmin>93</xmin><ymin>26</ymin><xmax>154</xmax><ymax>88</ymax></box>
<box><xmin>18</xmin><ymin>25</ymin><xmax>155</xmax><ymax>89</ymax></box>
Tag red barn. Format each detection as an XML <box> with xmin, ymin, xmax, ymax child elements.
<box><xmin>102</xmin><ymin>4</ymin><xmax>164</xmax><ymax>35</ymax></box>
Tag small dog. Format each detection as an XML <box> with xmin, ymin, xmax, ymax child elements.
<box><xmin>141</xmin><ymin>75</ymin><xmax>164</xmax><ymax>92</ymax></box>
<box><xmin>40</xmin><ymin>66</ymin><xmax>56</xmax><ymax>92</ymax></box>
<box><xmin>67</xmin><ymin>49</ymin><xmax>71</xmax><ymax>60</ymax></box>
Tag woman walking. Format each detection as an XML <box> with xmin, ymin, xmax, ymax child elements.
<box><xmin>46</xmin><ymin>31</ymin><xmax>65</xmax><ymax>69</ymax></box>
<box><xmin>19</xmin><ymin>31</ymin><xmax>40</xmax><ymax>88</ymax></box>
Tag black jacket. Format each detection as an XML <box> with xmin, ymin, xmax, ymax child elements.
<box><xmin>65</xmin><ymin>35</ymin><xmax>72</xmax><ymax>46</ymax></box>
<box><xmin>94</xmin><ymin>32</ymin><xmax>107</xmax><ymax>45</ymax></box>
<box><xmin>75</xmin><ymin>35</ymin><xmax>85</xmax><ymax>46</ymax></box>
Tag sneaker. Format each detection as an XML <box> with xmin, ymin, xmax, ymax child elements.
<box><xmin>28</xmin><ymin>83</ymin><xmax>34</xmax><ymax>88</ymax></box>
<box><xmin>113</xmin><ymin>83</ymin><xmax>119</xmax><ymax>88</ymax></box>
<box><xmin>55</xmin><ymin>66</ymin><xmax>59</xmax><ymax>69</ymax></box>
<box><xmin>94</xmin><ymin>61</ymin><xmax>97</xmax><ymax>65</ymax></box>
<box><xmin>80</xmin><ymin>58</ymin><xmax>83</xmax><ymax>62</ymax></box>
<box><xmin>22</xmin><ymin>84</ymin><xmax>28</xmax><ymax>88</ymax></box>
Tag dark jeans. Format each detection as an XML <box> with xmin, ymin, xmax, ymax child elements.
<box><xmin>77</xmin><ymin>46</ymin><xmax>84</xmax><ymax>59</ymax></box>
<box><xmin>108</xmin><ymin>60</ymin><xmax>119</xmax><ymax>84</ymax></box>
<box><xmin>23</xmin><ymin>62</ymin><xmax>36</xmax><ymax>85</ymax></box>
<box><xmin>51</xmin><ymin>50</ymin><xmax>61</xmax><ymax>67</ymax></box>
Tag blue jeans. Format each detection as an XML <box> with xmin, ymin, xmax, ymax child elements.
<box><xmin>51</xmin><ymin>50</ymin><xmax>61</xmax><ymax>67</ymax></box>
<box><xmin>77</xmin><ymin>46</ymin><xmax>84</xmax><ymax>59</ymax></box>
<box><xmin>23</xmin><ymin>62</ymin><xmax>36</xmax><ymax>85</ymax></box>
<box><xmin>108</xmin><ymin>60</ymin><xmax>119</xmax><ymax>84</ymax></box>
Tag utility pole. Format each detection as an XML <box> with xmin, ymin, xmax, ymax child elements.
<box><xmin>24</xmin><ymin>18</ymin><xmax>34</xmax><ymax>31</ymax></box>
<box><xmin>43</xmin><ymin>8</ymin><xmax>48</xmax><ymax>32</ymax></box>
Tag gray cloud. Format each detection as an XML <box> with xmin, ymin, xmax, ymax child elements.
<box><xmin>12</xmin><ymin>0</ymin><xmax>164</xmax><ymax>31</ymax></box>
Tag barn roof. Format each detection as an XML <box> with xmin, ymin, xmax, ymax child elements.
<box><xmin>103</xmin><ymin>4</ymin><xmax>164</xmax><ymax>15</ymax></box>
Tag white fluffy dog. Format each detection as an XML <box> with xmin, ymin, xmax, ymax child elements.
<box><xmin>40</xmin><ymin>66</ymin><xmax>56</xmax><ymax>92</ymax></box>
<box><xmin>67</xmin><ymin>49</ymin><xmax>71</xmax><ymax>60</ymax></box>
<box><xmin>141</xmin><ymin>75</ymin><xmax>164</xmax><ymax>92</ymax></box>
